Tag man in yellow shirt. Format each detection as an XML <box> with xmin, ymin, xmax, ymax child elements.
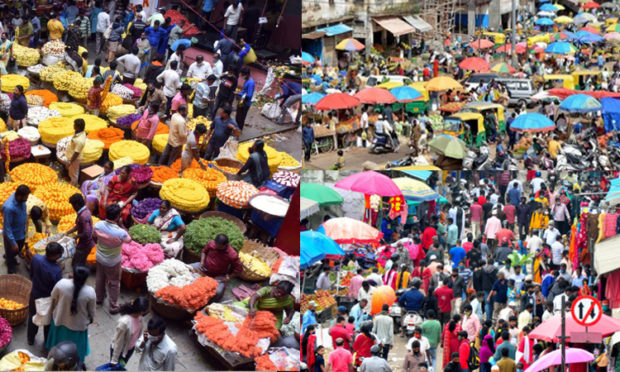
<box><xmin>65</xmin><ymin>119</ymin><xmax>86</xmax><ymax>186</ymax></box>
<box><xmin>547</xmin><ymin>135</ymin><xmax>561</xmax><ymax>159</ymax></box>
<box><xmin>47</xmin><ymin>12</ymin><xmax>65</xmax><ymax>40</ymax></box>
<box><xmin>26</xmin><ymin>194</ymin><xmax>52</xmax><ymax>234</ymax></box>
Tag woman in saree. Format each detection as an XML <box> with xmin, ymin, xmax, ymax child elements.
<box><xmin>99</xmin><ymin>165</ymin><xmax>138</xmax><ymax>225</ymax></box>
<box><xmin>81</xmin><ymin>161</ymin><xmax>115</xmax><ymax>212</ymax></box>
<box><xmin>442</xmin><ymin>316</ymin><xmax>462</xmax><ymax>369</ymax></box>
<box><xmin>352</xmin><ymin>321</ymin><xmax>377</xmax><ymax>366</ymax></box>
<box><xmin>247</xmin><ymin>280</ymin><xmax>295</xmax><ymax>330</ymax></box>
<box><xmin>146</xmin><ymin>200</ymin><xmax>186</xmax><ymax>258</ymax></box>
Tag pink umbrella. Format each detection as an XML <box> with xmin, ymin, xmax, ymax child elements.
<box><xmin>334</xmin><ymin>171</ymin><xmax>402</xmax><ymax>197</ymax></box>
<box><xmin>470</xmin><ymin>39</ymin><xmax>494</xmax><ymax>49</ymax></box>
<box><xmin>529</xmin><ymin>313</ymin><xmax>620</xmax><ymax>342</ymax></box>
<box><xmin>525</xmin><ymin>348</ymin><xmax>594</xmax><ymax>372</ymax></box>
<box><xmin>319</xmin><ymin>217</ymin><xmax>383</xmax><ymax>244</ymax></box>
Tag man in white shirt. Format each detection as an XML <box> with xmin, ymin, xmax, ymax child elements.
<box><xmin>543</xmin><ymin>221</ymin><xmax>561</xmax><ymax>247</ymax></box>
<box><xmin>530</xmin><ymin>173</ymin><xmax>545</xmax><ymax>194</ymax></box>
<box><xmin>116</xmin><ymin>47</ymin><xmax>142</xmax><ymax>84</ymax></box>
<box><xmin>135</xmin><ymin>317</ymin><xmax>177</xmax><ymax>371</ymax></box>
<box><xmin>367</xmin><ymin>268</ymin><xmax>383</xmax><ymax>287</ymax></box>
<box><xmin>166</xmin><ymin>46</ymin><xmax>184</xmax><ymax>75</ymax></box>
<box><xmin>316</xmin><ymin>266</ymin><xmax>333</xmax><ymax>290</ymax></box>
<box><xmin>553</xmin><ymin>287</ymin><xmax>570</xmax><ymax>314</ymax></box>
<box><xmin>186</xmin><ymin>55</ymin><xmax>212</xmax><ymax>82</ymax></box>
<box><xmin>156</xmin><ymin>60</ymin><xmax>182</xmax><ymax>115</ymax></box>
<box><xmin>526</xmin><ymin>231</ymin><xmax>543</xmax><ymax>255</ymax></box>
<box><xmin>224</xmin><ymin>0</ymin><xmax>243</xmax><ymax>40</ymax></box>
<box><xmin>550</xmin><ymin>234</ymin><xmax>564</xmax><ymax>269</ymax></box>
<box><xmin>212</xmin><ymin>53</ymin><xmax>224</xmax><ymax>80</ymax></box>
<box><xmin>406</xmin><ymin>327</ymin><xmax>432</xmax><ymax>364</ymax></box>
<box><xmin>96</xmin><ymin>9</ymin><xmax>110</xmax><ymax>54</ymax></box>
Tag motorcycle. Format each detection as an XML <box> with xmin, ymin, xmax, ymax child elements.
<box><xmin>402</xmin><ymin>311</ymin><xmax>423</xmax><ymax>337</ymax></box>
<box><xmin>389</xmin><ymin>289</ymin><xmax>406</xmax><ymax>333</ymax></box>
<box><xmin>370</xmin><ymin>132</ymin><xmax>397</xmax><ymax>154</ymax></box>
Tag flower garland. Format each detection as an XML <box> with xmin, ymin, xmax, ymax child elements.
<box><xmin>121</xmin><ymin>241</ymin><xmax>164</xmax><ymax>271</ymax></box>
<box><xmin>34</xmin><ymin>183</ymin><xmax>80</xmax><ymax>221</ymax></box>
<box><xmin>87</xmin><ymin>127</ymin><xmax>125</xmax><ymax>149</ymax></box>
<box><xmin>182</xmin><ymin>168</ymin><xmax>226</xmax><ymax>197</ymax></box>
<box><xmin>146</xmin><ymin>259</ymin><xmax>199</xmax><ymax>292</ymax></box>
<box><xmin>10</xmin><ymin>164</ymin><xmax>57</xmax><ymax>192</ymax></box>
<box><xmin>159</xmin><ymin>178</ymin><xmax>210</xmax><ymax>213</ymax></box>
<box><xmin>216</xmin><ymin>181</ymin><xmax>259</xmax><ymax>209</ymax></box>
<box><xmin>109</xmin><ymin>140</ymin><xmax>150</xmax><ymax>165</ymax></box>
<box><xmin>155</xmin><ymin>276</ymin><xmax>218</xmax><ymax>310</ymax></box>
<box><xmin>150</xmin><ymin>166</ymin><xmax>177</xmax><ymax>184</ymax></box>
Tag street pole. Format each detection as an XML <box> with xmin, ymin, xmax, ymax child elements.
<box><xmin>561</xmin><ymin>296</ymin><xmax>566</xmax><ymax>372</ymax></box>
<box><xmin>511</xmin><ymin>0</ymin><xmax>517</xmax><ymax>65</ymax></box>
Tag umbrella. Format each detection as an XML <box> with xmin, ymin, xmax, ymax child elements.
<box><xmin>525</xmin><ymin>348</ymin><xmax>594</xmax><ymax>372</ymax></box>
<box><xmin>540</xmin><ymin>3</ymin><xmax>558</xmax><ymax>11</ymax></box>
<box><xmin>529</xmin><ymin>312</ymin><xmax>620</xmax><ymax>342</ymax></box>
<box><xmin>317</xmin><ymin>217</ymin><xmax>383</xmax><ymax>244</ymax></box>
<box><xmin>389</xmin><ymin>86</ymin><xmax>422</xmax><ymax>102</ymax></box>
<box><xmin>559</xmin><ymin>93</ymin><xmax>602</xmax><ymax>112</ymax></box>
<box><xmin>554</xmin><ymin>15</ymin><xmax>574</xmax><ymax>24</ymax></box>
<box><xmin>315</xmin><ymin>93</ymin><xmax>360</xmax><ymax>110</ymax></box>
<box><xmin>470</xmin><ymin>39</ymin><xmax>494</xmax><ymax>49</ymax></box>
<box><xmin>536</xmin><ymin>17</ymin><xmax>555</xmax><ymax>26</ymax></box>
<box><xmin>300</xmin><ymin>183</ymin><xmax>344</xmax><ymax>206</ymax></box>
<box><xmin>377</xmin><ymin>81</ymin><xmax>404</xmax><ymax>90</ymax></box>
<box><xmin>605</xmin><ymin>32</ymin><xmax>620</xmax><ymax>40</ymax></box>
<box><xmin>335</xmin><ymin>38</ymin><xmax>365</xmax><ymax>51</ymax></box>
<box><xmin>425</xmin><ymin>76</ymin><xmax>463</xmax><ymax>91</ymax></box>
<box><xmin>354</xmin><ymin>87</ymin><xmax>397</xmax><ymax>104</ymax></box>
<box><xmin>601</xmin><ymin>2</ymin><xmax>620</xmax><ymax>9</ymax></box>
<box><xmin>300</xmin><ymin>231</ymin><xmax>344</xmax><ymax>269</ymax></box>
<box><xmin>574</xmin><ymin>12</ymin><xmax>597</xmax><ymax>24</ymax></box>
<box><xmin>392</xmin><ymin>177</ymin><xmax>439</xmax><ymax>201</ymax></box>
<box><xmin>579</xmin><ymin>26</ymin><xmax>601</xmax><ymax>34</ymax></box>
<box><xmin>496</xmin><ymin>43</ymin><xmax>527</xmax><ymax>53</ymax></box>
<box><xmin>537</xmin><ymin>10</ymin><xmax>556</xmax><ymax>17</ymax></box>
<box><xmin>301</xmin><ymin>51</ymin><xmax>315</xmax><ymax>65</ymax></box>
<box><xmin>300</xmin><ymin>197</ymin><xmax>320</xmax><ymax>221</ymax></box>
<box><xmin>459</xmin><ymin>57</ymin><xmax>490</xmax><ymax>71</ymax></box>
<box><xmin>428</xmin><ymin>135</ymin><xmax>468</xmax><ymax>159</ymax></box>
<box><xmin>545</xmin><ymin>41</ymin><xmax>578</xmax><ymax>54</ymax></box>
<box><xmin>583</xmin><ymin>1</ymin><xmax>600</xmax><ymax>8</ymax></box>
<box><xmin>302</xmin><ymin>92</ymin><xmax>325</xmax><ymax>105</ymax></box>
<box><xmin>575</xmin><ymin>30</ymin><xmax>604</xmax><ymax>42</ymax></box>
<box><xmin>510</xmin><ymin>113</ymin><xmax>556</xmax><ymax>132</ymax></box>
<box><xmin>531</xmin><ymin>91</ymin><xmax>562</xmax><ymax>103</ymax></box>
<box><xmin>553</xmin><ymin>3</ymin><xmax>565</xmax><ymax>10</ymax></box>
<box><xmin>334</xmin><ymin>171</ymin><xmax>403</xmax><ymax>197</ymax></box>
<box><xmin>490</xmin><ymin>62</ymin><xmax>517</xmax><ymax>73</ymax></box>
<box><xmin>608</xmin><ymin>24</ymin><xmax>620</xmax><ymax>32</ymax></box>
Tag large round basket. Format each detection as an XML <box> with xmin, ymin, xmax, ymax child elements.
<box><xmin>214</xmin><ymin>158</ymin><xmax>243</xmax><ymax>180</ymax></box>
<box><xmin>0</xmin><ymin>275</ymin><xmax>32</xmax><ymax>326</ymax></box>
<box><xmin>239</xmin><ymin>240</ymin><xmax>279</xmax><ymax>282</ymax></box>
<box><xmin>199</xmin><ymin>211</ymin><xmax>247</xmax><ymax>235</ymax></box>
<box><xmin>149</xmin><ymin>293</ymin><xmax>194</xmax><ymax>320</ymax></box>
<box><xmin>121</xmin><ymin>267</ymin><xmax>148</xmax><ymax>290</ymax></box>
<box><xmin>182</xmin><ymin>246</ymin><xmax>201</xmax><ymax>264</ymax></box>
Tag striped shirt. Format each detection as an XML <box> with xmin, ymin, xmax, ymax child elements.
<box><xmin>94</xmin><ymin>220</ymin><xmax>130</xmax><ymax>266</ymax></box>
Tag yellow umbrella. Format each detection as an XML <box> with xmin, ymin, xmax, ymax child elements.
<box><xmin>377</xmin><ymin>81</ymin><xmax>403</xmax><ymax>89</ymax></box>
<box><xmin>555</xmin><ymin>16</ymin><xmax>574</xmax><ymax>24</ymax></box>
<box><xmin>425</xmin><ymin>76</ymin><xmax>463</xmax><ymax>91</ymax></box>
<box><xmin>392</xmin><ymin>177</ymin><xmax>434</xmax><ymax>192</ymax></box>
<box><xmin>409</xmin><ymin>82</ymin><xmax>429</xmax><ymax>100</ymax></box>
<box><xmin>553</xmin><ymin>3</ymin><xmax>565</xmax><ymax>10</ymax></box>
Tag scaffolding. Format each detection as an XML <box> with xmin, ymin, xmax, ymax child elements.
<box><xmin>420</xmin><ymin>0</ymin><xmax>460</xmax><ymax>39</ymax></box>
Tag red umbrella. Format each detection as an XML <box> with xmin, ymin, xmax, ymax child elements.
<box><xmin>579</xmin><ymin>26</ymin><xmax>601</xmax><ymax>34</ymax></box>
<box><xmin>353</xmin><ymin>87</ymin><xmax>397</xmax><ymax>104</ymax></box>
<box><xmin>470</xmin><ymin>39</ymin><xmax>494</xmax><ymax>49</ymax></box>
<box><xmin>529</xmin><ymin>313</ymin><xmax>620</xmax><ymax>342</ymax></box>
<box><xmin>583</xmin><ymin>1</ymin><xmax>600</xmax><ymax>8</ymax></box>
<box><xmin>496</xmin><ymin>43</ymin><xmax>527</xmax><ymax>54</ymax></box>
<box><xmin>459</xmin><ymin>57</ymin><xmax>490</xmax><ymax>71</ymax></box>
<box><xmin>315</xmin><ymin>93</ymin><xmax>360</xmax><ymax>110</ymax></box>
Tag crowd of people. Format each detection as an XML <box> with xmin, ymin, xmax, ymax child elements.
<box><xmin>300</xmin><ymin>170</ymin><xmax>619</xmax><ymax>372</ymax></box>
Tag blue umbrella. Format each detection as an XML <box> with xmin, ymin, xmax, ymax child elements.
<box><xmin>536</xmin><ymin>17</ymin><xmax>555</xmax><ymax>26</ymax></box>
<box><xmin>389</xmin><ymin>86</ymin><xmax>422</xmax><ymax>102</ymax></box>
<box><xmin>302</xmin><ymin>51</ymin><xmax>315</xmax><ymax>64</ymax></box>
<box><xmin>539</xmin><ymin>0</ymin><xmax>550</xmax><ymax>3</ymax></box>
<box><xmin>302</xmin><ymin>92</ymin><xmax>326</xmax><ymax>105</ymax></box>
<box><xmin>301</xmin><ymin>244</ymin><xmax>325</xmax><ymax>269</ymax></box>
<box><xmin>545</xmin><ymin>41</ymin><xmax>577</xmax><ymax>54</ymax></box>
<box><xmin>510</xmin><ymin>113</ymin><xmax>556</xmax><ymax>132</ymax></box>
<box><xmin>300</xmin><ymin>231</ymin><xmax>345</xmax><ymax>268</ymax></box>
<box><xmin>559</xmin><ymin>94</ymin><xmax>602</xmax><ymax>113</ymax></box>
<box><xmin>575</xmin><ymin>31</ymin><xmax>604</xmax><ymax>43</ymax></box>
<box><xmin>540</xmin><ymin>4</ymin><xmax>558</xmax><ymax>11</ymax></box>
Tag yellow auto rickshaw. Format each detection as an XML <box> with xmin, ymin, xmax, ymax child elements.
<box><xmin>542</xmin><ymin>74</ymin><xmax>575</xmax><ymax>90</ymax></box>
<box><xmin>527</xmin><ymin>33</ymin><xmax>550</xmax><ymax>48</ymax></box>
<box><xmin>444</xmin><ymin>112</ymin><xmax>486</xmax><ymax>147</ymax></box>
<box><xmin>483</xmin><ymin>32</ymin><xmax>506</xmax><ymax>45</ymax></box>
<box><xmin>461</xmin><ymin>102</ymin><xmax>506</xmax><ymax>133</ymax></box>
<box><xmin>572</xmin><ymin>71</ymin><xmax>601</xmax><ymax>90</ymax></box>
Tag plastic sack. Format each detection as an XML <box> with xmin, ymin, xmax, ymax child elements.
<box><xmin>261</xmin><ymin>102</ymin><xmax>281</xmax><ymax>120</ymax></box>
<box><xmin>95</xmin><ymin>362</ymin><xmax>127</xmax><ymax>371</ymax></box>
<box><xmin>0</xmin><ymin>350</ymin><xmax>47</xmax><ymax>371</ymax></box>
<box><xmin>243</xmin><ymin>47</ymin><xmax>257</xmax><ymax>64</ymax></box>
<box><xmin>32</xmin><ymin>297</ymin><xmax>52</xmax><ymax>327</ymax></box>
<box><xmin>217</xmin><ymin>138</ymin><xmax>238</xmax><ymax>159</ymax></box>
<box><xmin>41</xmin><ymin>54</ymin><xmax>63</xmax><ymax>66</ymax></box>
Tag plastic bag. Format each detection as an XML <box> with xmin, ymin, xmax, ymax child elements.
<box><xmin>0</xmin><ymin>350</ymin><xmax>47</xmax><ymax>371</ymax></box>
<box><xmin>95</xmin><ymin>362</ymin><xmax>127</xmax><ymax>371</ymax></box>
<box><xmin>33</xmin><ymin>297</ymin><xmax>52</xmax><ymax>327</ymax></box>
<box><xmin>261</xmin><ymin>102</ymin><xmax>281</xmax><ymax>120</ymax></box>
<box><xmin>217</xmin><ymin>138</ymin><xmax>238</xmax><ymax>159</ymax></box>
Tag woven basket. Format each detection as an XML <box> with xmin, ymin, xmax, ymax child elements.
<box><xmin>182</xmin><ymin>246</ymin><xmax>201</xmax><ymax>264</ymax></box>
<box><xmin>239</xmin><ymin>240</ymin><xmax>279</xmax><ymax>282</ymax></box>
<box><xmin>214</xmin><ymin>158</ymin><xmax>243</xmax><ymax>181</ymax></box>
<box><xmin>121</xmin><ymin>267</ymin><xmax>148</xmax><ymax>290</ymax></box>
<box><xmin>199</xmin><ymin>211</ymin><xmax>247</xmax><ymax>235</ymax></box>
<box><xmin>149</xmin><ymin>293</ymin><xmax>194</xmax><ymax>320</ymax></box>
<box><xmin>0</xmin><ymin>275</ymin><xmax>32</xmax><ymax>326</ymax></box>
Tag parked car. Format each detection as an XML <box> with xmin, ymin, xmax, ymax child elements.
<box><xmin>494</xmin><ymin>77</ymin><xmax>536</xmax><ymax>107</ymax></box>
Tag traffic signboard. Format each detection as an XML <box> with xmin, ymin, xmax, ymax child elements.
<box><xmin>571</xmin><ymin>295</ymin><xmax>602</xmax><ymax>327</ymax></box>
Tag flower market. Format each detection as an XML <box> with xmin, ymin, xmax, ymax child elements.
<box><xmin>300</xmin><ymin>169</ymin><xmax>620</xmax><ymax>372</ymax></box>
<box><xmin>0</xmin><ymin>0</ymin><xmax>302</xmax><ymax>370</ymax></box>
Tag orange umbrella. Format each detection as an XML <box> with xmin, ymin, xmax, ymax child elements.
<box><xmin>353</xmin><ymin>87</ymin><xmax>397</xmax><ymax>104</ymax></box>
<box><xmin>319</xmin><ymin>217</ymin><xmax>383</xmax><ymax>244</ymax></box>
<box><xmin>459</xmin><ymin>57</ymin><xmax>490</xmax><ymax>71</ymax></box>
<box><xmin>496</xmin><ymin>43</ymin><xmax>527</xmax><ymax>54</ymax></box>
<box><xmin>579</xmin><ymin>26</ymin><xmax>601</xmax><ymax>34</ymax></box>
<box><xmin>470</xmin><ymin>39</ymin><xmax>494</xmax><ymax>49</ymax></box>
<box><xmin>315</xmin><ymin>93</ymin><xmax>360</xmax><ymax>110</ymax></box>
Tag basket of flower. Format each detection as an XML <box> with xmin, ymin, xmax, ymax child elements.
<box><xmin>0</xmin><ymin>275</ymin><xmax>31</xmax><ymax>326</ymax></box>
<box><xmin>121</xmin><ymin>241</ymin><xmax>164</xmax><ymax>290</ymax></box>
<box><xmin>238</xmin><ymin>240</ymin><xmax>278</xmax><ymax>282</ymax></box>
<box><xmin>198</xmin><ymin>211</ymin><xmax>247</xmax><ymax>235</ymax></box>
<box><xmin>182</xmin><ymin>217</ymin><xmax>245</xmax><ymax>264</ymax></box>
<box><xmin>149</xmin><ymin>166</ymin><xmax>177</xmax><ymax>189</ymax></box>
<box><xmin>213</xmin><ymin>158</ymin><xmax>243</xmax><ymax>181</ymax></box>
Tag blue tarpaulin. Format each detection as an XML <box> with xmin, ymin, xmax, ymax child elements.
<box><xmin>398</xmin><ymin>170</ymin><xmax>433</xmax><ymax>181</ymax></box>
<box><xmin>316</xmin><ymin>24</ymin><xmax>353</xmax><ymax>37</ymax></box>
<box><xmin>602</xmin><ymin>98</ymin><xmax>620</xmax><ymax>132</ymax></box>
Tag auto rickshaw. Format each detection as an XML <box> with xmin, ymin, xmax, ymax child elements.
<box><xmin>443</xmin><ymin>112</ymin><xmax>486</xmax><ymax>147</ymax></box>
<box><xmin>527</xmin><ymin>33</ymin><xmax>550</xmax><ymax>48</ymax></box>
<box><xmin>483</xmin><ymin>32</ymin><xmax>506</xmax><ymax>45</ymax></box>
<box><xmin>391</xmin><ymin>81</ymin><xmax>430</xmax><ymax>114</ymax></box>
<box><xmin>461</xmin><ymin>102</ymin><xmax>506</xmax><ymax>133</ymax></box>
<box><xmin>572</xmin><ymin>71</ymin><xmax>601</xmax><ymax>90</ymax></box>
<box><xmin>542</xmin><ymin>74</ymin><xmax>575</xmax><ymax>90</ymax></box>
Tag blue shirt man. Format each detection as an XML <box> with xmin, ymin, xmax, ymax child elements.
<box><xmin>449</xmin><ymin>245</ymin><xmax>466</xmax><ymax>269</ymax></box>
<box><xmin>2</xmin><ymin>187</ymin><xmax>30</xmax><ymax>273</ymax></box>
<box><xmin>398</xmin><ymin>287</ymin><xmax>424</xmax><ymax>311</ymax></box>
<box><xmin>145</xmin><ymin>23</ymin><xmax>167</xmax><ymax>50</ymax></box>
<box><xmin>302</xmin><ymin>306</ymin><xmax>318</xmax><ymax>334</ymax></box>
<box><xmin>491</xmin><ymin>277</ymin><xmax>508</xmax><ymax>304</ymax></box>
<box><xmin>446</xmin><ymin>219</ymin><xmax>458</xmax><ymax>247</ymax></box>
<box><xmin>508</xmin><ymin>185</ymin><xmax>521</xmax><ymax>207</ymax></box>
<box><xmin>238</xmin><ymin>77</ymin><xmax>255</xmax><ymax>108</ymax></box>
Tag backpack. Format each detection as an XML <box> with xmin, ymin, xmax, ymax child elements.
<box><xmin>468</xmin><ymin>342</ymin><xmax>480</xmax><ymax>371</ymax></box>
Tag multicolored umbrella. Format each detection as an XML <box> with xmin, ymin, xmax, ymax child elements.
<box><xmin>302</xmin><ymin>92</ymin><xmax>325</xmax><ymax>105</ymax></box>
<box><xmin>428</xmin><ymin>135</ymin><xmax>468</xmax><ymax>159</ymax></box>
<box><xmin>300</xmin><ymin>183</ymin><xmax>344</xmax><ymax>205</ymax></box>
<box><xmin>490</xmin><ymin>62</ymin><xmax>517</xmax><ymax>73</ymax></box>
<box><xmin>354</xmin><ymin>87</ymin><xmax>397</xmax><ymax>104</ymax></box>
<box><xmin>318</xmin><ymin>217</ymin><xmax>383</xmax><ymax>244</ymax></box>
<box><xmin>459</xmin><ymin>57</ymin><xmax>490</xmax><ymax>71</ymax></box>
<box><xmin>335</xmin><ymin>38</ymin><xmax>365</xmax><ymax>51</ymax></box>
<box><xmin>389</xmin><ymin>86</ymin><xmax>422</xmax><ymax>102</ymax></box>
<box><xmin>559</xmin><ymin>93</ymin><xmax>602</xmax><ymax>112</ymax></box>
<box><xmin>510</xmin><ymin>113</ymin><xmax>556</xmax><ymax>132</ymax></box>
<box><xmin>579</xmin><ymin>26</ymin><xmax>601</xmax><ymax>34</ymax></box>
<box><xmin>583</xmin><ymin>1</ymin><xmax>600</xmax><ymax>8</ymax></box>
<box><xmin>425</xmin><ymin>76</ymin><xmax>463</xmax><ymax>91</ymax></box>
<box><xmin>315</xmin><ymin>93</ymin><xmax>360</xmax><ymax>110</ymax></box>
<box><xmin>334</xmin><ymin>171</ymin><xmax>403</xmax><ymax>197</ymax></box>
<box><xmin>536</xmin><ymin>17</ymin><xmax>555</xmax><ymax>26</ymax></box>
<box><xmin>525</xmin><ymin>348</ymin><xmax>594</xmax><ymax>372</ymax></box>
<box><xmin>470</xmin><ymin>39</ymin><xmax>494</xmax><ymax>49</ymax></box>
<box><xmin>554</xmin><ymin>16</ymin><xmax>574</xmax><ymax>24</ymax></box>
<box><xmin>301</xmin><ymin>51</ymin><xmax>315</xmax><ymax>65</ymax></box>
<box><xmin>545</xmin><ymin>41</ymin><xmax>578</xmax><ymax>54</ymax></box>
<box><xmin>608</xmin><ymin>24</ymin><xmax>620</xmax><ymax>32</ymax></box>
<box><xmin>392</xmin><ymin>177</ymin><xmax>439</xmax><ymax>201</ymax></box>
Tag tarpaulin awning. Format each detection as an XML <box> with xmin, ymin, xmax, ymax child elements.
<box><xmin>316</xmin><ymin>24</ymin><xmax>353</xmax><ymax>37</ymax></box>
<box><xmin>302</xmin><ymin>31</ymin><xmax>326</xmax><ymax>39</ymax></box>
<box><xmin>601</xmin><ymin>97</ymin><xmax>620</xmax><ymax>132</ymax></box>
<box><xmin>397</xmin><ymin>170</ymin><xmax>433</xmax><ymax>181</ymax></box>
<box><xmin>549</xmin><ymin>88</ymin><xmax>620</xmax><ymax>100</ymax></box>
<box><xmin>300</xmin><ymin>197</ymin><xmax>320</xmax><ymax>221</ymax></box>
<box><xmin>594</xmin><ymin>234</ymin><xmax>620</xmax><ymax>275</ymax></box>
<box><xmin>402</xmin><ymin>15</ymin><xmax>433</xmax><ymax>32</ymax></box>
<box><xmin>373</xmin><ymin>17</ymin><xmax>415</xmax><ymax>37</ymax></box>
